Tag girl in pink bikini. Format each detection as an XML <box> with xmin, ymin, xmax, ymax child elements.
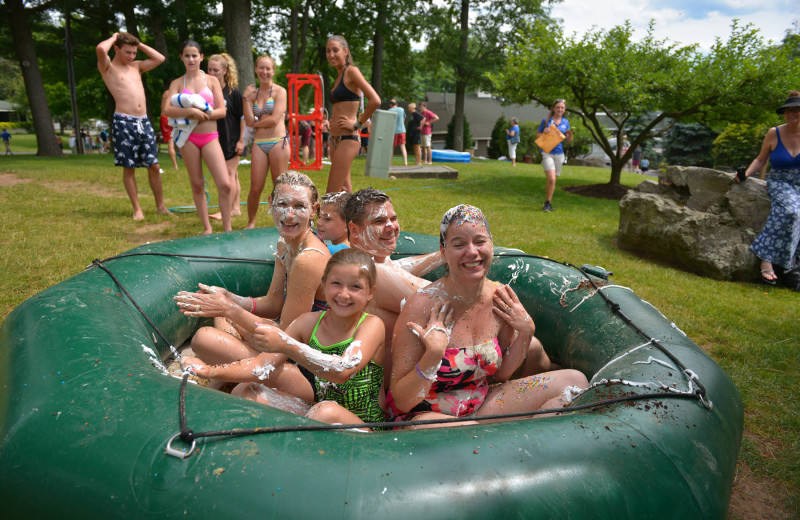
<box><xmin>165</xmin><ymin>39</ymin><xmax>232</xmax><ymax>234</ymax></box>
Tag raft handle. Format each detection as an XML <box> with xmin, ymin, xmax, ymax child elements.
<box><xmin>165</xmin><ymin>432</ymin><xmax>196</xmax><ymax>459</ymax></box>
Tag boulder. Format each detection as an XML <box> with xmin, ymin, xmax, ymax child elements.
<box><xmin>618</xmin><ymin>166</ymin><xmax>771</xmax><ymax>281</ymax></box>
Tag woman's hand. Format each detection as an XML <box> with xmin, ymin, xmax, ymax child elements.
<box><xmin>181</xmin><ymin>356</ymin><xmax>212</xmax><ymax>378</ymax></box>
<box><xmin>335</xmin><ymin>114</ymin><xmax>358</xmax><ymax>131</ymax></box>
<box><xmin>174</xmin><ymin>288</ymin><xmax>238</xmax><ymax>318</ymax></box>
<box><xmin>242</xmin><ymin>84</ymin><xmax>257</xmax><ymax>102</ymax></box>
<box><xmin>492</xmin><ymin>284</ymin><xmax>535</xmax><ymax>336</ymax></box>
<box><xmin>192</xmin><ymin>107</ymin><xmax>210</xmax><ymax>121</ymax></box>
<box><xmin>407</xmin><ymin>302</ymin><xmax>454</xmax><ymax>357</ymax></box>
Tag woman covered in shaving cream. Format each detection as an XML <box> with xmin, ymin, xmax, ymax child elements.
<box><xmin>388</xmin><ymin>205</ymin><xmax>587</xmax><ymax>428</ymax></box>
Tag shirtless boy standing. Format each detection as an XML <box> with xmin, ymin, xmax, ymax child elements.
<box><xmin>97</xmin><ymin>32</ymin><xmax>170</xmax><ymax>220</ymax></box>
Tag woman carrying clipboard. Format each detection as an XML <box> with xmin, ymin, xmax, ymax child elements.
<box><xmin>536</xmin><ymin>99</ymin><xmax>573</xmax><ymax>212</ymax></box>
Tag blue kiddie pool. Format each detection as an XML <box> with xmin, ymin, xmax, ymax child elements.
<box><xmin>432</xmin><ymin>149</ymin><xmax>471</xmax><ymax>163</ymax></box>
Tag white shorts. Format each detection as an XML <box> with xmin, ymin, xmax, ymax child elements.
<box><xmin>508</xmin><ymin>142</ymin><xmax>518</xmax><ymax>159</ymax></box>
<box><xmin>542</xmin><ymin>153</ymin><xmax>565</xmax><ymax>176</ymax></box>
<box><xmin>421</xmin><ymin>134</ymin><xmax>432</xmax><ymax>147</ymax></box>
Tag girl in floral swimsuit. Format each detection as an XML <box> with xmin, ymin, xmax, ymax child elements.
<box><xmin>388</xmin><ymin>205</ymin><xmax>588</xmax><ymax>428</ymax></box>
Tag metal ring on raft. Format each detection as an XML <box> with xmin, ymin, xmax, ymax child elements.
<box><xmin>165</xmin><ymin>432</ymin><xmax>196</xmax><ymax>459</ymax></box>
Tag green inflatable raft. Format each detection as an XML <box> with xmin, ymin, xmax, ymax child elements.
<box><xmin>0</xmin><ymin>228</ymin><xmax>742</xmax><ymax>519</ymax></box>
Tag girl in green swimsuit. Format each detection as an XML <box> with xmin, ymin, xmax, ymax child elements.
<box><xmin>182</xmin><ymin>248</ymin><xmax>386</xmax><ymax>429</ymax></box>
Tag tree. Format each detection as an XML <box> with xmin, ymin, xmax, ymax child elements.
<box><xmin>662</xmin><ymin>123</ymin><xmax>717</xmax><ymax>167</ymax></box>
<box><xmin>424</xmin><ymin>0</ymin><xmax>549</xmax><ymax>151</ymax></box>
<box><xmin>712</xmin><ymin>123</ymin><xmax>772</xmax><ymax>170</ymax></box>
<box><xmin>2</xmin><ymin>0</ymin><xmax>61</xmax><ymax>156</ymax></box>
<box><xmin>491</xmin><ymin>20</ymin><xmax>800</xmax><ymax>184</ymax></box>
<box><xmin>445</xmin><ymin>114</ymin><xmax>473</xmax><ymax>150</ymax></box>
<box><xmin>222</xmin><ymin>0</ymin><xmax>254</xmax><ymax>86</ymax></box>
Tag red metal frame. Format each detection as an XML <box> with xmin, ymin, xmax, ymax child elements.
<box><xmin>287</xmin><ymin>74</ymin><xmax>324</xmax><ymax>170</ymax></box>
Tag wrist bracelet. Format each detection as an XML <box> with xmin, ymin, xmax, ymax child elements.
<box><xmin>415</xmin><ymin>362</ymin><xmax>438</xmax><ymax>382</ymax></box>
<box><xmin>249</xmin><ymin>297</ymin><xmax>257</xmax><ymax>313</ymax></box>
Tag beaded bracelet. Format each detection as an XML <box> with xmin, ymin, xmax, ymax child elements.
<box><xmin>415</xmin><ymin>362</ymin><xmax>437</xmax><ymax>382</ymax></box>
<box><xmin>249</xmin><ymin>297</ymin><xmax>257</xmax><ymax>313</ymax></box>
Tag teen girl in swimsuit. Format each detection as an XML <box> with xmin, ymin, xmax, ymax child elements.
<box><xmin>325</xmin><ymin>35</ymin><xmax>381</xmax><ymax>194</ymax></box>
<box><xmin>207</xmin><ymin>53</ymin><xmax>245</xmax><ymax>221</ymax></box>
<box><xmin>182</xmin><ymin>249</ymin><xmax>386</xmax><ymax>429</ymax></box>
<box><xmin>175</xmin><ymin>172</ymin><xmax>331</xmax><ymax>378</ymax></box>
<box><xmin>242</xmin><ymin>55</ymin><xmax>290</xmax><ymax>229</ymax></box>
<box><xmin>389</xmin><ymin>205</ymin><xmax>588</xmax><ymax>429</ymax></box>
<box><xmin>164</xmin><ymin>40</ymin><xmax>232</xmax><ymax>234</ymax></box>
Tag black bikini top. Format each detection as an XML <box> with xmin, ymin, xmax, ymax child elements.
<box><xmin>330</xmin><ymin>66</ymin><xmax>360</xmax><ymax>104</ymax></box>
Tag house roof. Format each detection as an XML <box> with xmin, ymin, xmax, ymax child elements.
<box><xmin>420</xmin><ymin>92</ymin><xmax>551</xmax><ymax>140</ymax></box>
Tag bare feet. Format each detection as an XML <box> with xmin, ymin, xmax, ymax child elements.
<box><xmin>133</xmin><ymin>211</ymin><xmax>145</xmax><ymax>221</ymax></box>
<box><xmin>209</xmin><ymin>212</ymin><xmax>222</xmax><ymax>221</ymax></box>
<box><xmin>157</xmin><ymin>207</ymin><xmax>176</xmax><ymax>217</ymax></box>
<box><xmin>244</xmin><ymin>223</ymin><xmax>256</xmax><ymax>230</ymax></box>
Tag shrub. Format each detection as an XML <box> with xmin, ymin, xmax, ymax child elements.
<box><xmin>565</xmin><ymin>119</ymin><xmax>593</xmax><ymax>159</ymax></box>
<box><xmin>713</xmin><ymin>123</ymin><xmax>770</xmax><ymax>170</ymax></box>
<box><xmin>488</xmin><ymin>115</ymin><xmax>508</xmax><ymax>159</ymax></box>
<box><xmin>445</xmin><ymin>115</ymin><xmax>474</xmax><ymax>150</ymax></box>
<box><xmin>516</xmin><ymin>121</ymin><xmax>541</xmax><ymax>162</ymax></box>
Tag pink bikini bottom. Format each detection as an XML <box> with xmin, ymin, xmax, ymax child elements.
<box><xmin>186</xmin><ymin>132</ymin><xmax>219</xmax><ymax>149</ymax></box>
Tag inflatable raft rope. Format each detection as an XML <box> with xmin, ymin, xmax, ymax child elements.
<box><xmin>90</xmin><ymin>250</ymin><xmax>712</xmax><ymax>455</ymax></box>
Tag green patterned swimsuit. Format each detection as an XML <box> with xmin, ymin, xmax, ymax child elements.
<box><xmin>309</xmin><ymin>312</ymin><xmax>385</xmax><ymax>423</ymax></box>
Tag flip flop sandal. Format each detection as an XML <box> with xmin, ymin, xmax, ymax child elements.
<box><xmin>761</xmin><ymin>269</ymin><xmax>777</xmax><ymax>285</ymax></box>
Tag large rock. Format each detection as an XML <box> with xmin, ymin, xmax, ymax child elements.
<box><xmin>618</xmin><ymin>166</ymin><xmax>770</xmax><ymax>281</ymax></box>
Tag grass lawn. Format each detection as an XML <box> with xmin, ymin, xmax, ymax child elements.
<box><xmin>1</xmin><ymin>141</ymin><xmax>798</xmax><ymax>516</ymax></box>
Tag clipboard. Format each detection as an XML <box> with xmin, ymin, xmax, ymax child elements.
<box><xmin>535</xmin><ymin>123</ymin><xmax>565</xmax><ymax>154</ymax></box>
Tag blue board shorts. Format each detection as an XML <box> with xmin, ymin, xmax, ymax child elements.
<box><xmin>112</xmin><ymin>113</ymin><xmax>159</xmax><ymax>169</ymax></box>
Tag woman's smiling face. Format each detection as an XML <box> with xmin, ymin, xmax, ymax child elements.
<box><xmin>270</xmin><ymin>184</ymin><xmax>314</xmax><ymax>239</ymax></box>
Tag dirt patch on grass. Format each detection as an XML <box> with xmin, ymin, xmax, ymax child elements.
<box><xmin>127</xmin><ymin>221</ymin><xmax>179</xmax><ymax>244</ymax></box>
<box><xmin>42</xmin><ymin>179</ymin><xmax>120</xmax><ymax>198</ymax></box>
<box><xmin>729</xmin><ymin>459</ymin><xmax>793</xmax><ymax>519</ymax></box>
<box><xmin>0</xmin><ymin>172</ymin><xmax>33</xmax><ymax>187</ymax></box>
<box><xmin>563</xmin><ymin>183</ymin><xmax>632</xmax><ymax>200</ymax></box>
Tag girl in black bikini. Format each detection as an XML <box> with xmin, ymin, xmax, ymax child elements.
<box><xmin>325</xmin><ymin>35</ymin><xmax>380</xmax><ymax>194</ymax></box>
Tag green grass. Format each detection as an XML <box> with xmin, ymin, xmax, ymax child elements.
<box><xmin>1</xmin><ymin>142</ymin><xmax>798</xmax><ymax>514</ymax></box>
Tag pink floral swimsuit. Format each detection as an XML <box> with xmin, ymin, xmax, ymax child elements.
<box><xmin>390</xmin><ymin>338</ymin><xmax>502</xmax><ymax>420</ymax></box>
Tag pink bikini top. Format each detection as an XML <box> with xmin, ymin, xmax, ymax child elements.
<box><xmin>182</xmin><ymin>72</ymin><xmax>214</xmax><ymax>107</ymax></box>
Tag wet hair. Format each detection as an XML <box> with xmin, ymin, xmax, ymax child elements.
<box><xmin>327</xmin><ymin>35</ymin><xmax>353</xmax><ymax>66</ymax></box>
<box><xmin>115</xmin><ymin>32</ymin><xmax>139</xmax><ymax>48</ymax></box>
<box><xmin>208</xmin><ymin>53</ymin><xmax>239</xmax><ymax>88</ymax></box>
<box><xmin>180</xmin><ymin>39</ymin><xmax>202</xmax><ymax>56</ymax></box>
<box><xmin>322</xmin><ymin>248</ymin><xmax>377</xmax><ymax>290</ymax></box>
<box><xmin>271</xmin><ymin>171</ymin><xmax>320</xmax><ymax>216</ymax></box>
<box><xmin>344</xmin><ymin>187</ymin><xmax>390</xmax><ymax>226</ymax></box>
<box><xmin>319</xmin><ymin>191</ymin><xmax>351</xmax><ymax>219</ymax></box>
<box><xmin>439</xmin><ymin>204</ymin><xmax>492</xmax><ymax>246</ymax></box>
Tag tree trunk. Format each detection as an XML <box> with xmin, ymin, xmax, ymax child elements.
<box><xmin>222</xmin><ymin>0</ymin><xmax>254</xmax><ymax>87</ymax></box>
<box><xmin>175</xmin><ymin>0</ymin><xmax>188</xmax><ymax>46</ymax></box>
<box><xmin>453</xmin><ymin>0</ymin><xmax>469</xmax><ymax>152</ymax></box>
<box><xmin>150</xmin><ymin>4</ymin><xmax>169</xmax><ymax>66</ymax></box>
<box><xmin>371</xmin><ymin>0</ymin><xmax>387</xmax><ymax>98</ymax></box>
<box><xmin>3</xmin><ymin>0</ymin><xmax>60</xmax><ymax>156</ymax></box>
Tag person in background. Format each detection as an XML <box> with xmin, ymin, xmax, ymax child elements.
<box><xmin>96</xmin><ymin>32</ymin><xmax>170</xmax><ymax>220</ymax></box>
<box><xmin>737</xmin><ymin>90</ymin><xmax>800</xmax><ymax>288</ymax></box>
<box><xmin>506</xmin><ymin>117</ymin><xmax>520</xmax><ymax>166</ymax></box>
<box><xmin>387</xmin><ymin>99</ymin><xmax>407</xmax><ymax>166</ymax></box>
<box><xmin>359</xmin><ymin>119</ymin><xmax>371</xmax><ymax>156</ymax></box>
<box><xmin>640</xmin><ymin>156</ymin><xmax>650</xmax><ymax>174</ymax></box>
<box><xmin>2</xmin><ymin>127</ymin><xmax>12</xmax><ymax>155</ymax></box>
<box><xmin>325</xmin><ymin>35</ymin><xmax>380</xmax><ymax>193</ymax></box>
<box><xmin>406</xmin><ymin>102</ymin><xmax>423</xmax><ymax>165</ymax></box>
<box><xmin>160</xmin><ymin>90</ymin><xmax>180</xmax><ymax>170</ymax></box>
<box><xmin>633</xmin><ymin>145</ymin><xmax>642</xmax><ymax>174</ymax></box>
<box><xmin>207</xmin><ymin>53</ymin><xmax>245</xmax><ymax>221</ymax></box>
<box><xmin>163</xmin><ymin>39</ymin><xmax>232</xmax><ymax>234</ymax></box>
<box><xmin>419</xmin><ymin>101</ymin><xmax>438</xmax><ymax>165</ymax></box>
<box><xmin>536</xmin><ymin>99</ymin><xmax>573</xmax><ymax>212</ymax></box>
<box><xmin>242</xmin><ymin>54</ymin><xmax>290</xmax><ymax>229</ymax></box>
